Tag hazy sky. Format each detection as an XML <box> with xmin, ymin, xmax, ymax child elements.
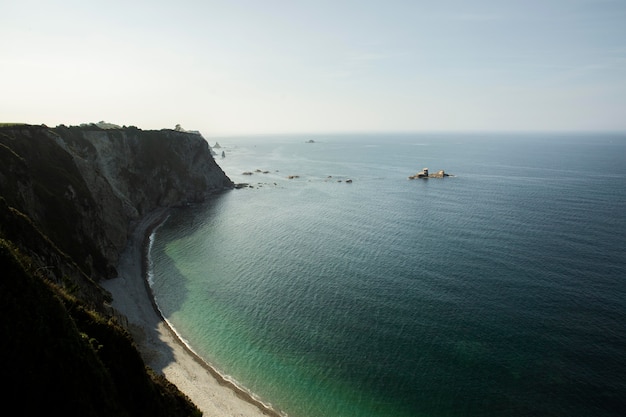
<box><xmin>2</xmin><ymin>0</ymin><xmax>625</xmax><ymax>135</ymax></box>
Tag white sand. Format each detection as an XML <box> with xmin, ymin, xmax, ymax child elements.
<box><xmin>102</xmin><ymin>208</ymin><xmax>282</xmax><ymax>417</ymax></box>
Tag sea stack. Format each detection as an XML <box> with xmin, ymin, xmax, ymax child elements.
<box><xmin>408</xmin><ymin>168</ymin><xmax>450</xmax><ymax>179</ymax></box>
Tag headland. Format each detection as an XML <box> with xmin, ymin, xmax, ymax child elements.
<box><xmin>0</xmin><ymin>122</ymin><xmax>279</xmax><ymax>416</ymax></box>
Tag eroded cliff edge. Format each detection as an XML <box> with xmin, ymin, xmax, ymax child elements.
<box><xmin>1</xmin><ymin>124</ymin><xmax>232</xmax><ymax>282</ymax></box>
<box><xmin>0</xmin><ymin>123</ymin><xmax>232</xmax><ymax>416</ymax></box>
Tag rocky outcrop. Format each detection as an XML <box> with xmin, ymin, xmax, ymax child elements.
<box><xmin>409</xmin><ymin>168</ymin><xmax>450</xmax><ymax>179</ymax></box>
<box><xmin>0</xmin><ymin>124</ymin><xmax>232</xmax><ymax>282</ymax></box>
<box><xmin>428</xmin><ymin>170</ymin><xmax>450</xmax><ymax>178</ymax></box>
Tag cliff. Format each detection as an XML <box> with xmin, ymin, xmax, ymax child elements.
<box><xmin>1</xmin><ymin>124</ymin><xmax>232</xmax><ymax>281</ymax></box>
<box><xmin>0</xmin><ymin>123</ymin><xmax>232</xmax><ymax>416</ymax></box>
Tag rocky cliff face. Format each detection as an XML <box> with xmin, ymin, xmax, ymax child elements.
<box><xmin>0</xmin><ymin>124</ymin><xmax>232</xmax><ymax>283</ymax></box>
<box><xmin>0</xmin><ymin>123</ymin><xmax>230</xmax><ymax>416</ymax></box>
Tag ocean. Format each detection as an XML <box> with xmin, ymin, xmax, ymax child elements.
<box><xmin>148</xmin><ymin>133</ymin><xmax>626</xmax><ymax>417</ymax></box>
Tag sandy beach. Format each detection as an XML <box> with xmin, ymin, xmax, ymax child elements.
<box><xmin>102</xmin><ymin>208</ymin><xmax>282</xmax><ymax>417</ymax></box>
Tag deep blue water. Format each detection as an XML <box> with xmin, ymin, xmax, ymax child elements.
<box><xmin>150</xmin><ymin>133</ymin><xmax>626</xmax><ymax>417</ymax></box>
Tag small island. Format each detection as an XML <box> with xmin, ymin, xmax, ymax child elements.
<box><xmin>408</xmin><ymin>167</ymin><xmax>451</xmax><ymax>179</ymax></box>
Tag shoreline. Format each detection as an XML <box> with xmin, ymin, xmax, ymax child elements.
<box><xmin>102</xmin><ymin>206</ymin><xmax>284</xmax><ymax>417</ymax></box>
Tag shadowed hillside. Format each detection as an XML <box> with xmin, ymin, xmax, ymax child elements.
<box><xmin>0</xmin><ymin>123</ymin><xmax>233</xmax><ymax>416</ymax></box>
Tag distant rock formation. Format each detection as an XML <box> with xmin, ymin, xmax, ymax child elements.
<box><xmin>409</xmin><ymin>168</ymin><xmax>450</xmax><ymax>179</ymax></box>
<box><xmin>429</xmin><ymin>170</ymin><xmax>450</xmax><ymax>178</ymax></box>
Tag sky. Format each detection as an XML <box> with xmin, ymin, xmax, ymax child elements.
<box><xmin>2</xmin><ymin>0</ymin><xmax>625</xmax><ymax>135</ymax></box>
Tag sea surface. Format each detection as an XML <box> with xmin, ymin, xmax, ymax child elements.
<box><xmin>149</xmin><ymin>133</ymin><xmax>626</xmax><ymax>417</ymax></box>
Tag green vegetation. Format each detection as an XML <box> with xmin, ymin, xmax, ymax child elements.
<box><xmin>0</xmin><ymin>123</ymin><xmax>27</xmax><ymax>127</ymax></box>
<box><xmin>0</xmin><ymin>234</ymin><xmax>201</xmax><ymax>416</ymax></box>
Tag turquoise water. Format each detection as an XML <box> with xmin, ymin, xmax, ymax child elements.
<box><xmin>150</xmin><ymin>133</ymin><xmax>626</xmax><ymax>417</ymax></box>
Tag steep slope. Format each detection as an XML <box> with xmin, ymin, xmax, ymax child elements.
<box><xmin>1</xmin><ymin>234</ymin><xmax>202</xmax><ymax>417</ymax></box>
<box><xmin>0</xmin><ymin>124</ymin><xmax>232</xmax><ymax>281</ymax></box>
<box><xmin>0</xmin><ymin>123</ymin><xmax>233</xmax><ymax>416</ymax></box>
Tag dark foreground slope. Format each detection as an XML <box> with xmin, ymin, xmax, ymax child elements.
<box><xmin>0</xmin><ymin>123</ymin><xmax>233</xmax><ymax>416</ymax></box>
